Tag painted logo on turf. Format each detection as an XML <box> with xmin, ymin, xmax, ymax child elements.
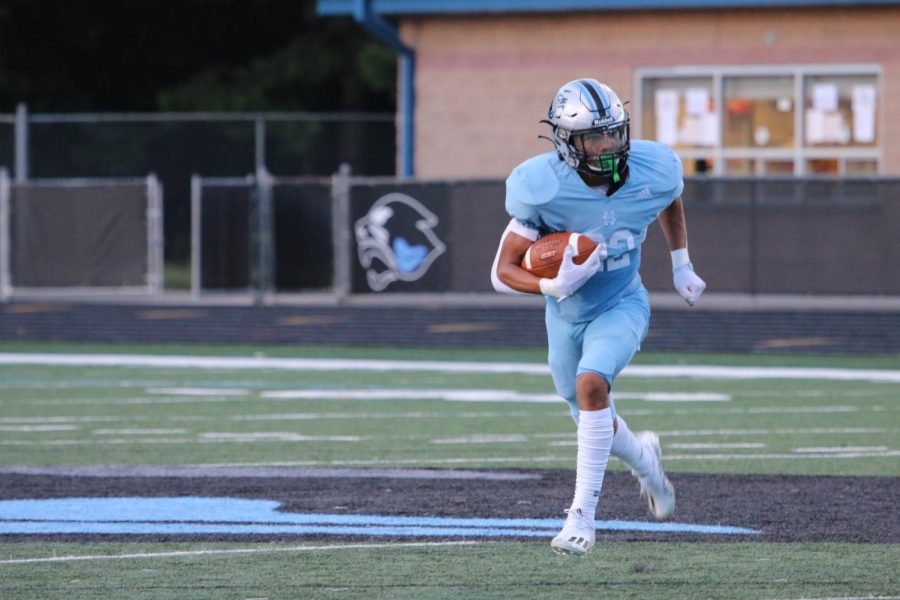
<box><xmin>0</xmin><ymin>497</ymin><xmax>759</xmax><ymax>537</ymax></box>
<box><xmin>354</xmin><ymin>193</ymin><xmax>446</xmax><ymax>291</ymax></box>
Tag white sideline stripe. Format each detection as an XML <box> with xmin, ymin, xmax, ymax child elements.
<box><xmin>0</xmin><ymin>434</ymin><xmax>363</xmax><ymax>446</ymax></box>
<box><xmin>232</xmin><ymin>411</ymin><xmax>540</xmax><ymax>421</ymax></box>
<box><xmin>2</xmin><ymin>353</ymin><xmax>900</xmax><ymax>382</ymax></box>
<box><xmin>0</xmin><ymin>425</ymin><xmax>78</xmax><ymax>432</ymax></box>
<box><xmin>431</xmin><ymin>434</ymin><xmax>529</xmax><ymax>444</ymax></box>
<box><xmin>0</xmin><ymin>540</ymin><xmax>484</xmax><ymax>566</ymax></box>
<box><xmin>666</xmin><ymin>451</ymin><xmax>900</xmax><ymax>460</ymax></box>
<box><xmin>0</xmin><ymin>416</ymin><xmax>121</xmax><ymax>424</ymax></box>
<box><xmin>92</xmin><ymin>429</ymin><xmax>188</xmax><ymax>436</ymax></box>
<box><xmin>793</xmin><ymin>446</ymin><xmax>888</xmax><ymax>453</ymax></box>
<box><xmin>261</xmin><ymin>389</ymin><xmax>730</xmax><ymax>403</ymax></box>
<box><xmin>669</xmin><ymin>443</ymin><xmax>766</xmax><ymax>449</ymax></box>
<box><xmin>28</xmin><ymin>397</ymin><xmax>251</xmax><ymax>406</ymax></box>
<box><xmin>540</xmin><ymin>427</ymin><xmax>891</xmax><ymax>439</ymax></box>
<box><xmin>768</xmin><ymin>596</ymin><xmax>900</xmax><ymax>600</ymax></box>
<box><xmin>660</xmin><ymin>427</ymin><xmax>892</xmax><ymax>436</ymax></box>
<box><xmin>147</xmin><ymin>388</ymin><xmax>249</xmax><ymax>396</ymax></box>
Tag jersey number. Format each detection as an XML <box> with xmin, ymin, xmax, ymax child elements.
<box><xmin>595</xmin><ymin>229</ymin><xmax>635</xmax><ymax>272</ymax></box>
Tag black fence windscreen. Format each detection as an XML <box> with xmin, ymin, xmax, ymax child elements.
<box><xmin>11</xmin><ymin>184</ymin><xmax>148</xmax><ymax>287</ymax></box>
<box><xmin>273</xmin><ymin>183</ymin><xmax>334</xmax><ymax>291</ymax></box>
<box><xmin>194</xmin><ymin>176</ymin><xmax>900</xmax><ymax>296</ymax></box>
<box><xmin>199</xmin><ymin>185</ymin><xmax>252</xmax><ymax>290</ymax></box>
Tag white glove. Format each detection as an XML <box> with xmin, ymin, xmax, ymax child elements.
<box><xmin>539</xmin><ymin>242</ymin><xmax>606</xmax><ymax>301</ymax></box>
<box><xmin>673</xmin><ymin>263</ymin><xmax>706</xmax><ymax>307</ymax></box>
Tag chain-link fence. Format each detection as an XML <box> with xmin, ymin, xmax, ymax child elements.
<box><xmin>5</xmin><ymin>109</ymin><xmax>395</xmax><ymax>274</ymax></box>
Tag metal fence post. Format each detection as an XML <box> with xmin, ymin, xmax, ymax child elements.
<box><xmin>190</xmin><ymin>174</ymin><xmax>202</xmax><ymax>299</ymax></box>
<box><xmin>255</xmin><ymin>166</ymin><xmax>274</xmax><ymax>304</ymax></box>
<box><xmin>0</xmin><ymin>168</ymin><xmax>10</xmax><ymax>302</ymax></box>
<box><xmin>331</xmin><ymin>163</ymin><xmax>352</xmax><ymax>302</ymax></box>
<box><xmin>146</xmin><ymin>174</ymin><xmax>164</xmax><ymax>294</ymax></box>
<box><xmin>14</xmin><ymin>104</ymin><xmax>28</xmax><ymax>182</ymax></box>
<box><xmin>254</xmin><ymin>117</ymin><xmax>266</xmax><ymax>174</ymax></box>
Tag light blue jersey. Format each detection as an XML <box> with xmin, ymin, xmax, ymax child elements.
<box><xmin>506</xmin><ymin>140</ymin><xmax>683</xmax><ymax>324</ymax></box>
<box><xmin>505</xmin><ymin>140</ymin><xmax>683</xmax><ymax>411</ymax></box>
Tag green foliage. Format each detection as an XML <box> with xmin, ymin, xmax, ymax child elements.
<box><xmin>0</xmin><ymin>0</ymin><xmax>396</xmax><ymax>113</ymax></box>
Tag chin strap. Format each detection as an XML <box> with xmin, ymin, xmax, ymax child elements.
<box><xmin>605</xmin><ymin>163</ymin><xmax>628</xmax><ymax>196</ymax></box>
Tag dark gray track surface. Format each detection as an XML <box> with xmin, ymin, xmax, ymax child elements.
<box><xmin>1</xmin><ymin>469</ymin><xmax>897</xmax><ymax>544</ymax></box>
<box><xmin>1</xmin><ymin>301</ymin><xmax>899</xmax><ymax>354</ymax></box>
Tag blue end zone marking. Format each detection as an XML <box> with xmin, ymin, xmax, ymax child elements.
<box><xmin>0</xmin><ymin>497</ymin><xmax>760</xmax><ymax>536</ymax></box>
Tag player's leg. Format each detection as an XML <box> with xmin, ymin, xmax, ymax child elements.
<box><xmin>548</xmin><ymin>304</ymin><xmax>638</xmax><ymax>556</ymax></box>
<box><xmin>545</xmin><ymin>312</ymin><xmax>583</xmax><ymax>424</ymax></box>
<box><xmin>545</xmin><ymin>315</ymin><xmax>600</xmax><ymax>555</ymax></box>
<box><xmin>550</xmin><ymin>369</ymin><xmax>614</xmax><ymax>556</ymax></box>
<box><xmin>583</xmin><ymin>287</ymin><xmax>675</xmax><ymax>518</ymax></box>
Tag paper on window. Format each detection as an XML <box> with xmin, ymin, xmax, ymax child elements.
<box><xmin>655</xmin><ymin>89</ymin><xmax>679</xmax><ymax>114</ymax></box>
<box><xmin>657</xmin><ymin>114</ymin><xmax>678</xmax><ymax>145</ymax></box>
<box><xmin>824</xmin><ymin>113</ymin><xmax>846</xmax><ymax>144</ymax></box>
<box><xmin>699</xmin><ymin>112</ymin><xmax>719</xmax><ymax>146</ymax></box>
<box><xmin>812</xmin><ymin>83</ymin><xmax>838</xmax><ymax>112</ymax></box>
<box><xmin>655</xmin><ymin>89</ymin><xmax>679</xmax><ymax>145</ymax></box>
<box><xmin>852</xmin><ymin>84</ymin><xmax>876</xmax><ymax>143</ymax></box>
<box><xmin>806</xmin><ymin>109</ymin><xmax>825</xmax><ymax>144</ymax></box>
<box><xmin>685</xmin><ymin>88</ymin><xmax>709</xmax><ymax>116</ymax></box>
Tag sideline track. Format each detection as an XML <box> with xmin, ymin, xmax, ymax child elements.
<box><xmin>1</xmin><ymin>353</ymin><xmax>899</xmax><ymax>383</ymax></box>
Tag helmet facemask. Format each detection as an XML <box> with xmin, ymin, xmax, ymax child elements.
<box><xmin>542</xmin><ymin>79</ymin><xmax>631</xmax><ymax>185</ymax></box>
<box><xmin>568</xmin><ymin>124</ymin><xmax>630</xmax><ymax>183</ymax></box>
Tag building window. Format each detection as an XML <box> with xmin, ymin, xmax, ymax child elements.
<box><xmin>724</xmin><ymin>76</ymin><xmax>794</xmax><ymax>150</ymax></box>
<box><xmin>804</xmin><ymin>75</ymin><xmax>878</xmax><ymax>148</ymax></box>
<box><xmin>636</xmin><ymin>66</ymin><xmax>881</xmax><ymax>176</ymax></box>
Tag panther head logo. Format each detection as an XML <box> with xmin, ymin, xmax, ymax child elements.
<box><xmin>354</xmin><ymin>192</ymin><xmax>446</xmax><ymax>291</ymax></box>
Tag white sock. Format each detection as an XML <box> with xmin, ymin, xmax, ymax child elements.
<box><xmin>610</xmin><ymin>416</ymin><xmax>653</xmax><ymax>476</ymax></box>
<box><xmin>570</xmin><ymin>408</ymin><xmax>614</xmax><ymax>520</ymax></box>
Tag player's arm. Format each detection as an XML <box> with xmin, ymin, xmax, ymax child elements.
<box><xmin>657</xmin><ymin>197</ymin><xmax>707</xmax><ymax>307</ymax></box>
<box><xmin>491</xmin><ymin>219</ymin><xmax>604</xmax><ymax>299</ymax></box>
<box><xmin>657</xmin><ymin>196</ymin><xmax>688</xmax><ymax>251</ymax></box>
<box><xmin>491</xmin><ymin>220</ymin><xmax>543</xmax><ymax>294</ymax></box>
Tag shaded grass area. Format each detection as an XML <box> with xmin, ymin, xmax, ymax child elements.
<box><xmin>1</xmin><ymin>541</ymin><xmax>898</xmax><ymax>600</ymax></box>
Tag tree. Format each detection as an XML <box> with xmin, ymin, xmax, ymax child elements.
<box><xmin>0</xmin><ymin>0</ymin><xmax>396</xmax><ymax>112</ymax></box>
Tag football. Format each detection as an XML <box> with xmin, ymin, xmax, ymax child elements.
<box><xmin>521</xmin><ymin>232</ymin><xmax>598</xmax><ymax>278</ymax></box>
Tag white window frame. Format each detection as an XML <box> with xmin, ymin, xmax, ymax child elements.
<box><xmin>633</xmin><ymin>64</ymin><xmax>883</xmax><ymax>176</ymax></box>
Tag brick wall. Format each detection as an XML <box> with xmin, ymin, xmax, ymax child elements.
<box><xmin>399</xmin><ymin>7</ymin><xmax>900</xmax><ymax>178</ymax></box>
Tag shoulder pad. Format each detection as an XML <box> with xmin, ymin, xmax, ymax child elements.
<box><xmin>506</xmin><ymin>152</ymin><xmax>561</xmax><ymax>206</ymax></box>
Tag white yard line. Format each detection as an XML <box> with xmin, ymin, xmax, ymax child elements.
<box><xmin>2</xmin><ymin>353</ymin><xmax>899</xmax><ymax>383</ymax></box>
<box><xmin>0</xmin><ymin>540</ymin><xmax>485</xmax><ymax>566</ymax></box>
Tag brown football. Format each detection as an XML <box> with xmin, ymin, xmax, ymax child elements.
<box><xmin>521</xmin><ymin>232</ymin><xmax>598</xmax><ymax>278</ymax></box>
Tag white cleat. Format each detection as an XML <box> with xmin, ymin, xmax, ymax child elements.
<box><xmin>550</xmin><ymin>507</ymin><xmax>596</xmax><ymax>556</ymax></box>
<box><xmin>633</xmin><ymin>431</ymin><xmax>676</xmax><ymax>519</ymax></box>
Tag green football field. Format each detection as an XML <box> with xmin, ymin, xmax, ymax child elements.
<box><xmin>0</xmin><ymin>341</ymin><xmax>898</xmax><ymax>599</ymax></box>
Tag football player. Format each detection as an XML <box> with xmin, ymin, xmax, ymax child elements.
<box><xmin>491</xmin><ymin>78</ymin><xmax>707</xmax><ymax>556</ymax></box>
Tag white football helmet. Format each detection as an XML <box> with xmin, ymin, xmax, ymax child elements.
<box><xmin>543</xmin><ymin>78</ymin><xmax>630</xmax><ymax>183</ymax></box>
